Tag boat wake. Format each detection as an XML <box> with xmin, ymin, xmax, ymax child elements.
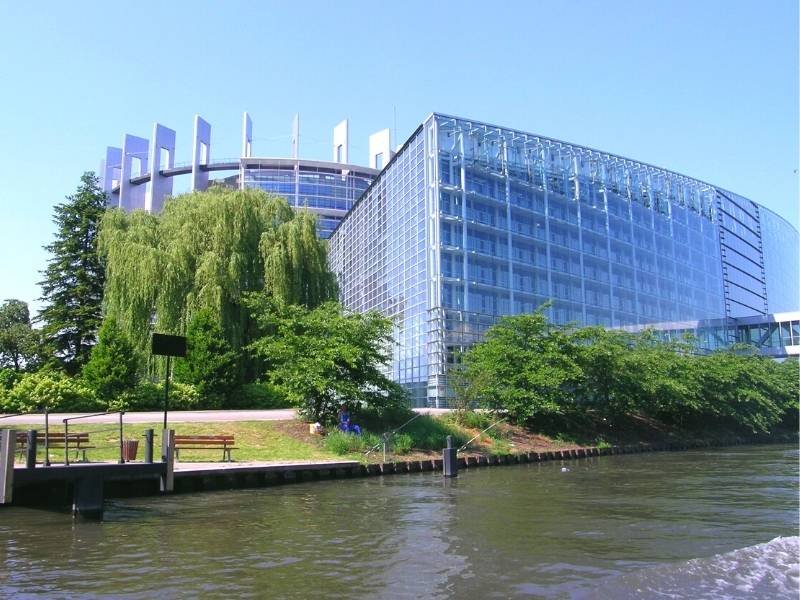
<box><xmin>582</xmin><ymin>536</ymin><xmax>799</xmax><ymax>599</ymax></box>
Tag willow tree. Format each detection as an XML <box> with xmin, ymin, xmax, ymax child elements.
<box><xmin>98</xmin><ymin>188</ymin><xmax>337</xmax><ymax>369</ymax></box>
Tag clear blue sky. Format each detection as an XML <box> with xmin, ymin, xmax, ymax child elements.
<box><xmin>0</xmin><ymin>0</ymin><xmax>797</xmax><ymax>310</ymax></box>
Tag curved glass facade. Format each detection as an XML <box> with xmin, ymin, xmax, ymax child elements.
<box><xmin>760</xmin><ymin>207</ymin><xmax>800</xmax><ymax>313</ymax></box>
<box><xmin>330</xmin><ymin>114</ymin><xmax>799</xmax><ymax>406</ymax></box>
<box><xmin>242</xmin><ymin>160</ymin><xmax>377</xmax><ymax>238</ymax></box>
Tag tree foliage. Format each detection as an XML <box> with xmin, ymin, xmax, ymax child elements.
<box><xmin>81</xmin><ymin>318</ymin><xmax>140</xmax><ymax>404</ymax></box>
<box><xmin>245</xmin><ymin>296</ymin><xmax>406</xmax><ymax>423</ymax></box>
<box><xmin>0</xmin><ymin>370</ymin><xmax>101</xmax><ymax>414</ymax></box>
<box><xmin>38</xmin><ymin>172</ymin><xmax>106</xmax><ymax>374</ymax></box>
<box><xmin>457</xmin><ymin>312</ymin><xmax>796</xmax><ymax>434</ymax></box>
<box><xmin>0</xmin><ymin>299</ymin><xmax>40</xmax><ymax>371</ymax></box>
<box><xmin>459</xmin><ymin>309</ymin><xmax>581</xmax><ymax>424</ymax></box>
<box><xmin>173</xmin><ymin>309</ymin><xmax>242</xmax><ymax>408</ymax></box>
<box><xmin>98</xmin><ymin>188</ymin><xmax>337</xmax><ymax>372</ymax></box>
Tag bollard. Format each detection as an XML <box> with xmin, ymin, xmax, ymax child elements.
<box><xmin>118</xmin><ymin>412</ymin><xmax>125</xmax><ymax>464</ymax></box>
<box><xmin>144</xmin><ymin>429</ymin><xmax>154</xmax><ymax>463</ymax></box>
<box><xmin>26</xmin><ymin>429</ymin><xmax>37</xmax><ymax>469</ymax></box>
<box><xmin>160</xmin><ymin>429</ymin><xmax>175</xmax><ymax>493</ymax></box>
<box><xmin>443</xmin><ymin>435</ymin><xmax>458</xmax><ymax>478</ymax></box>
<box><xmin>0</xmin><ymin>429</ymin><xmax>15</xmax><ymax>504</ymax></box>
<box><xmin>44</xmin><ymin>409</ymin><xmax>50</xmax><ymax>467</ymax></box>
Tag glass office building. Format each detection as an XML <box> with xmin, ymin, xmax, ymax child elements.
<box><xmin>329</xmin><ymin>113</ymin><xmax>799</xmax><ymax>406</ymax></box>
<box><xmin>102</xmin><ymin>113</ymin><xmax>382</xmax><ymax>239</ymax></box>
<box><xmin>239</xmin><ymin>159</ymin><xmax>377</xmax><ymax>238</ymax></box>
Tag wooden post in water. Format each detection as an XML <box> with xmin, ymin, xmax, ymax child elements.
<box><xmin>25</xmin><ymin>430</ymin><xmax>37</xmax><ymax>469</ymax></box>
<box><xmin>73</xmin><ymin>477</ymin><xmax>104</xmax><ymax>520</ymax></box>
<box><xmin>443</xmin><ymin>435</ymin><xmax>458</xmax><ymax>478</ymax></box>
<box><xmin>0</xmin><ymin>429</ymin><xmax>15</xmax><ymax>504</ymax></box>
<box><xmin>160</xmin><ymin>429</ymin><xmax>175</xmax><ymax>493</ymax></box>
<box><xmin>144</xmin><ymin>429</ymin><xmax>154</xmax><ymax>463</ymax></box>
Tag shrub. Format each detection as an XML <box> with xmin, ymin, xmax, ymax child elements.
<box><xmin>0</xmin><ymin>368</ymin><xmax>19</xmax><ymax>390</ymax></box>
<box><xmin>173</xmin><ymin>309</ymin><xmax>243</xmax><ymax>407</ymax></box>
<box><xmin>392</xmin><ymin>432</ymin><xmax>413</xmax><ymax>455</ymax></box>
<box><xmin>3</xmin><ymin>371</ymin><xmax>102</xmax><ymax>413</ymax></box>
<box><xmin>124</xmin><ymin>381</ymin><xmax>201</xmax><ymax>411</ymax></box>
<box><xmin>323</xmin><ymin>430</ymin><xmax>380</xmax><ymax>456</ymax></box>
<box><xmin>226</xmin><ymin>382</ymin><xmax>289</xmax><ymax>409</ymax></box>
<box><xmin>81</xmin><ymin>318</ymin><xmax>140</xmax><ymax>402</ymax></box>
<box><xmin>402</xmin><ymin>416</ymin><xmax>467</xmax><ymax>451</ymax></box>
<box><xmin>354</xmin><ymin>403</ymin><xmax>415</xmax><ymax>432</ymax></box>
<box><xmin>490</xmin><ymin>438</ymin><xmax>513</xmax><ymax>456</ymax></box>
<box><xmin>449</xmin><ymin>410</ymin><xmax>496</xmax><ymax>432</ymax></box>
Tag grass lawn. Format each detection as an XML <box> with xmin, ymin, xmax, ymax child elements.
<box><xmin>4</xmin><ymin>413</ymin><xmax>628</xmax><ymax>467</ymax></box>
<box><xmin>7</xmin><ymin>421</ymin><xmax>338</xmax><ymax>464</ymax></box>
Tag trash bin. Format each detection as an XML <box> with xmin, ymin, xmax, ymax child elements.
<box><xmin>122</xmin><ymin>439</ymin><xmax>139</xmax><ymax>461</ymax></box>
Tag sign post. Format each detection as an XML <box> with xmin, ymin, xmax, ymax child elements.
<box><xmin>151</xmin><ymin>333</ymin><xmax>187</xmax><ymax>430</ymax></box>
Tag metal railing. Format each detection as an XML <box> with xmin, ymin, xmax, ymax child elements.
<box><xmin>0</xmin><ymin>409</ymin><xmax>52</xmax><ymax>466</ymax></box>
<box><xmin>63</xmin><ymin>412</ymin><xmax>125</xmax><ymax>466</ymax></box>
<box><xmin>365</xmin><ymin>413</ymin><xmax>422</xmax><ymax>462</ymax></box>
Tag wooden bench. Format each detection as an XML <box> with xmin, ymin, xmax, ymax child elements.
<box><xmin>15</xmin><ymin>431</ymin><xmax>95</xmax><ymax>462</ymax></box>
<box><xmin>174</xmin><ymin>435</ymin><xmax>236</xmax><ymax>462</ymax></box>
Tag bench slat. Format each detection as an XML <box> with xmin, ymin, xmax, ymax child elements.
<box><xmin>173</xmin><ymin>435</ymin><xmax>236</xmax><ymax>462</ymax></box>
<box><xmin>175</xmin><ymin>440</ymin><xmax>234</xmax><ymax>446</ymax></box>
<box><xmin>173</xmin><ymin>446</ymin><xmax>239</xmax><ymax>450</ymax></box>
<box><xmin>15</xmin><ymin>433</ymin><xmax>90</xmax><ymax>441</ymax></box>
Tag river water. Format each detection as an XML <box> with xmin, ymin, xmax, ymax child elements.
<box><xmin>0</xmin><ymin>445</ymin><xmax>797</xmax><ymax>599</ymax></box>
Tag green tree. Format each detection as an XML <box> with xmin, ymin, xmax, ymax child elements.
<box><xmin>617</xmin><ymin>331</ymin><xmax>699</xmax><ymax>424</ymax></box>
<box><xmin>0</xmin><ymin>299</ymin><xmax>40</xmax><ymax>371</ymax></box>
<box><xmin>81</xmin><ymin>318</ymin><xmax>140</xmax><ymax>405</ymax></box>
<box><xmin>570</xmin><ymin>326</ymin><xmax>632</xmax><ymax>416</ymax></box>
<box><xmin>773</xmin><ymin>357</ymin><xmax>799</xmax><ymax>428</ymax></box>
<box><xmin>173</xmin><ymin>309</ymin><xmax>242</xmax><ymax>408</ymax></box>
<box><xmin>98</xmin><ymin>188</ymin><xmax>337</xmax><ymax>375</ymax></box>
<box><xmin>457</xmin><ymin>310</ymin><xmax>581</xmax><ymax>424</ymax></box>
<box><xmin>693</xmin><ymin>349</ymin><xmax>785</xmax><ymax>433</ymax></box>
<box><xmin>38</xmin><ymin>172</ymin><xmax>106</xmax><ymax>374</ymax></box>
<box><xmin>245</xmin><ymin>296</ymin><xmax>405</xmax><ymax>423</ymax></box>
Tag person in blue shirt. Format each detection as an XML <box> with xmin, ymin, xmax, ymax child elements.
<box><xmin>338</xmin><ymin>404</ymin><xmax>361</xmax><ymax>435</ymax></box>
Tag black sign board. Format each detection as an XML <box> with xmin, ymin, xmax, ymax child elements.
<box><xmin>151</xmin><ymin>333</ymin><xmax>187</xmax><ymax>357</ymax></box>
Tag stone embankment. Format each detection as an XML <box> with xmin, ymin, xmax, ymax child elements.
<box><xmin>10</xmin><ymin>433</ymin><xmax>795</xmax><ymax>508</ymax></box>
<box><xmin>115</xmin><ymin>432</ymin><xmax>798</xmax><ymax>498</ymax></box>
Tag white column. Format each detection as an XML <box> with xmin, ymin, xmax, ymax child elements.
<box><xmin>333</xmin><ymin>119</ymin><xmax>348</xmax><ymax>163</ymax></box>
<box><xmin>369</xmin><ymin>128</ymin><xmax>392</xmax><ymax>170</ymax></box>
<box><xmin>101</xmin><ymin>146</ymin><xmax>122</xmax><ymax>208</ymax></box>
<box><xmin>191</xmin><ymin>115</ymin><xmax>211</xmax><ymax>192</ymax></box>
<box><xmin>242</xmin><ymin>112</ymin><xmax>253</xmax><ymax>158</ymax></box>
<box><xmin>120</xmin><ymin>134</ymin><xmax>149</xmax><ymax>211</ymax></box>
<box><xmin>147</xmin><ymin>123</ymin><xmax>176</xmax><ymax>213</ymax></box>
<box><xmin>291</xmin><ymin>113</ymin><xmax>300</xmax><ymax>159</ymax></box>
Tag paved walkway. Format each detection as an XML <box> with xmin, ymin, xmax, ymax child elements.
<box><xmin>0</xmin><ymin>407</ymin><xmax>450</xmax><ymax>425</ymax></box>
<box><xmin>173</xmin><ymin>459</ymin><xmax>360</xmax><ymax>474</ymax></box>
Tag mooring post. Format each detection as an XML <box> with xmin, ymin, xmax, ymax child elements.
<box><xmin>0</xmin><ymin>429</ymin><xmax>15</xmax><ymax>504</ymax></box>
<box><xmin>443</xmin><ymin>435</ymin><xmax>458</xmax><ymax>478</ymax></box>
<box><xmin>160</xmin><ymin>428</ymin><xmax>175</xmax><ymax>493</ymax></box>
<box><xmin>64</xmin><ymin>420</ymin><xmax>69</xmax><ymax>467</ymax></box>
<box><xmin>144</xmin><ymin>429</ymin><xmax>154</xmax><ymax>463</ymax></box>
<box><xmin>118</xmin><ymin>412</ymin><xmax>125</xmax><ymax>464</ymax></box>
<box><xmin>73</xmin><ymin>477</ymin><xmax>104</xmax><ymax>520</ymax></box>
<box><xmin>25</xmin><ymin>429</ymin><xmax>37</xmax><ymax>469</ymax></box>
<box><xmin>43</xmin><ymin>409</ymin><xmax>50</xmax><ymax>466</ymax></box>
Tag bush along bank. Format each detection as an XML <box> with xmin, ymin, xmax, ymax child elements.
<box><xmin>90</xmin><ymin>428</ymin><xmax>800</xmax><ymax>502</ymax></box>
<box><xmin>452</xmin><ymin>310</ymin><xmax>799</xmax><ymax>437</ymax></box>
<box><xmin>315</xmin><ymin>407</ymin><xmax>799</xmax><ymax>467</ymax></box>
